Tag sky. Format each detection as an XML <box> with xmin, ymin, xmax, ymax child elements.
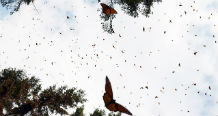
<box><xmin>0</xmin><ymin>0</ymin><xmax>218</xmax><ymax>116</ymax></box>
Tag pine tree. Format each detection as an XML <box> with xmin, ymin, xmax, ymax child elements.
<box><xmin>71</xmin><ymin>106</ymin><xmax>85</xmax><ymax>116</ymax></box>
<box><xmin>0</xmin><ymin>68</ymin><xmax>86</xmax><ymax>116</ymax></box>
<box><xmin>114</xmin><ymin>0</ymin><xmax>162</xmax><ymax>17</ymax></box>
<box><xmin>90</xmin><ymin>109</ymin><xmax>121</xmax><ymax>116</ymax></box>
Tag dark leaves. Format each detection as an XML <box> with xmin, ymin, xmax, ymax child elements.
<box><xmin>0</xmin><ymin>68</ymin><xmax>86</xmax><ymax>116</ymax></box>
<box><xmin>115</xmin><ymin>0</ymin><xmax>162</xmax><ymax>17</ymax></box>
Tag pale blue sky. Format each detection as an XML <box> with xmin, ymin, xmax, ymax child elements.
<box><xmin>0</xmin><ymin>5</ymin><xmax>9</xmax><ymax>19</ymax></box>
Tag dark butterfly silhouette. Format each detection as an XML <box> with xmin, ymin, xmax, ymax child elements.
<box><xmin>100</xmin><ymin>3</ymin><xmax>117</xmax><ymax>16</ymax></box>
<box><xmin>103</xmin><ymin>76</ymin><xmax>132</xmax><ymax>115</ymax></box>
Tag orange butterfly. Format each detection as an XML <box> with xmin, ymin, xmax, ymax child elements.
<box><xmin>100</xmin><ymin>3</ymin><xmax>117</xmax><ymax>16</ymax></box>
<box><xmin>103</xmin><ymin>76</ymin><xmax>132</xmax><ymax>115</ymax></box>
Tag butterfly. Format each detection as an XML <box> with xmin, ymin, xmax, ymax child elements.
<box><xmin>100</xmin><ymin>3</ymin><xmax>117</xmax><ymax>16</ymax></box>
<box><xmin>103</xmin><ymin>76</ymin><xmax>132</xmax><ymax>115</ymax></box>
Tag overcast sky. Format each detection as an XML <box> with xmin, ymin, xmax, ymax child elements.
<box><xmin>0</xmin><ymin>0</ymin><xmax>218</xmax><ymax>116</ymax></box>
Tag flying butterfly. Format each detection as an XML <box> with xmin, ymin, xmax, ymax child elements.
<box><xmin>103</xmin><ymin>76</ymin><xmax>132</xmax><ymax>115</ymax></box>
<box><xmin>100</xmin><ymin>3</ymin><xmax>117</xmax><ymax>16</ymax></box>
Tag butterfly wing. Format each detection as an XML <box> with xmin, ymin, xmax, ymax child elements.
<box><xmin>100</xmin><ymin>3</ymin><xmax>107</xmax><ymax>8</ymax></box>
<box><xmin>115</xmin><ymin>103</ymin><xmax>132</xmax><ymax>115</ymax></box>
<box><xmin>106</xmin><ymin>103</ymin><xmax>117</xmax><ymax>112</ymax></box>
<box><xmin>106</xmin><ymin>102</ymin><xmax>132</xmax><ymax>115</ymax></box>
<box><xmin>105</xmin><ymin>9</ymin><xmax>111</xmax><ymax>16</ymax></box>
<box><xmin>105</xmin><ymin>76</ymin><xmax>113</xmax><ymax>98</ymax></box>
<box><xmin>100</xmin><ymin>3</ymin><xmax>117</xmax><ymax>16</ymax></box>
<box><xmin>100</xmin><ymin>3</ymin><xmax>108</xmax><ymax>14</ymax></box>
<box><xmin>109</xmin><ymin>7</ymin><xmax>117</xmax><ymax>14</ymax></box>
<box><xmin>103</xmin><ymin>76</ymin><xmax>132</xmax><ymax>115</ymax></box>
<box><xmin>103</xmin><ymin>93</ymin><xmax>112</xmax><ymax>106</ymax></box>
<box><xmin>103</xmin><ymin>76</ymin><xmax>113</xmax><ymax>106</ymax></box>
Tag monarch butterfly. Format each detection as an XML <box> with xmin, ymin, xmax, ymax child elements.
<box><xmin>100</xmin><ymin>3</ymin><xmax>117</xmax><ymax>16</ymax></box>
<box><xmin>103</xmin><ymin>76</ymin><xmax>132</xmax><ymax>115</ymax></box>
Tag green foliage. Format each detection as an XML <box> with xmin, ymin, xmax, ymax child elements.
<box><xmin>115</xmin><ymin>0</ymin><xmax>162</xmax><ymax>17</ymax></box>
<box><xmin>90</xmin><ymin>109</ymin><xmax>121</xmax><ymax>116</ymax></box>
<box><xmin>108</xmin><ymin>112</ymin><xmax>121</xmax><ymax>116</ymax></box>
<box><xmin>0</xmin><ymin>68</ymin><xmax>86</xmax><ymax>116</ymax></box>
<box><xmin>0</xmin><ymin>68</ymin><xmax>40</xmax><ymax>115</ymax></box>
<box><xmin>71</xmin><ymin>106</ymin><xmax>85</xmax><ymax>116</ymax></box>
<box><xmin>36</xmin><ymin>85</ymin><xmax>86</xmax><ymax>115</ymax></box>
<box><xmin>90</xmin><ymin>109</ymin><xmax>106</xmax><ymax>116</ymax></box>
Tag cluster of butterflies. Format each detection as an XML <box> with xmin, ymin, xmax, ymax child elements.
<box><xmin>103</xmin><ymin>76</ymin><xmax>132</xmax><ymax>115</ymax></box>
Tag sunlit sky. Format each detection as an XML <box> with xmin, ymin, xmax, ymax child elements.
<box><xmin>0</xmin><ymin>0</ymin><xmax>218</xmax><ymax>116</ymax></box>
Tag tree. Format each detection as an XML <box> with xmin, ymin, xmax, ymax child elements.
<box><xmin>0</xmin><ymin>68</ymin><xmax>122</xmax><ymax>116</ymax></box>
<box><xmin>71</xmin><ymin>106</ymin><xmax>85</xmax><ymax>116</ymax></box>
<box><xmin>108</xmin><ymin>112</ymin><xmax>121</xmax><ymax>116</ymax></box>
<box><xmin>90</xmin><ymin>109</ymin><xmax>105</xmax><ymax>116</ymax></box>
<box><xmin>114</xmin><ymin>0</ymin><xmax>162</xmax><ymax>17</ymax></box>
<box><xmin>90</xmin><ymin>109</ymin><xmax>121</xmax><ymax>116</ymax></box>
<box><xmin>0</xmin><ymin>0</ymin><xmax>34</xmax><ymax>14</ymax></box>
<box><xmin>0</xmin><ymin>68</ymin><xmax>86</xmax><ymax>116</ymax></box>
